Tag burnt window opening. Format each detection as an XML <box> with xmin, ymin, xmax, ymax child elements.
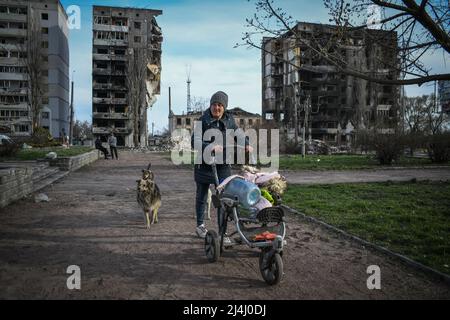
<box><xmin>96</xmin><ymin>91</ymin><xmax>108</xmax><ymax>98</ymax></box>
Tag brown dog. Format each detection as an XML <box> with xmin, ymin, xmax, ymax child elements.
<box><xmin>137</xmin><ymin>163</ymin><xmax>162</xmax><ymax>229</ymax></box>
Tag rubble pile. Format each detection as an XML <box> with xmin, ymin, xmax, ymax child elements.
<box><xmin>129</xmin><ymin>135</ymin><xmax>193</xmax><ymax>153</ymax></box>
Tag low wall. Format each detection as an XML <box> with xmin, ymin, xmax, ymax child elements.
<box><xmin>49</xmin><ymin>150</ymin><xmax>99</xmax><ymax>171</ymax></box>
<box><xmin>0</xmin><ymin>167</ymin><xmax>33</xmax><ymax>208</ymax></box>
<box><xmin>0</xmin><ymin>150</ymin><xmax>99</xmax><ymax>208</ymax></box>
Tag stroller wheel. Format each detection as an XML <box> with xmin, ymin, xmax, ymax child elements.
<box><xmin>205</xmin><ymin>230</ymin><xmax>220</xmax><ymax>263</ymax></box>
<box><xmin>259</xmin><ymin>250</ymin><xmax>283</xmax><ymax>285</ymax></box>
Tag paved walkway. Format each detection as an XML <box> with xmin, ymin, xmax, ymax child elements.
<box><xmin>282</xmin><ymin>168</ymin><xmax>450</xmax><ymax>185</ymax></box>
<box><xmin>0</xmin><ymin>152</ymin><xmax>448</xmax><ymax>299</ymax></box>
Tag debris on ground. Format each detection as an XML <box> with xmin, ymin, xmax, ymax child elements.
<box><xmin>45</xmin><ymin>152</ymin><xmax>57</xmax><ymax>159</ymax></box>
<box><xmin>34</xmin><ymin>193</ymin><xmax>49</xmax><ymax>203</ymax></box>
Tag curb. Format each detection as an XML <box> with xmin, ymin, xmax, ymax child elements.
<box><xmin>281</xmin><ymin>165</ymin><xmax>450</xmax><ymax>173</ymax></box>
<box><xmin>282</xmin><ymin>204</ymin><xmax>450</xmax><ymax>286</ymax></box>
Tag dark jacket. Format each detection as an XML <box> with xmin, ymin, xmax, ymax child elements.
<box><xmin>191</xmin><ymin>109</ymin><xmax>247</xmax><ymax>185</ymax></box>
<box><xmin>95</xmin><ymin>138</ymin><xmax>103</xmax><ymax>149</ymax></box>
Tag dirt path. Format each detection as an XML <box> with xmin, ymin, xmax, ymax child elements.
<box><xmin>0</xmin><ymin>152</ymin><xmax>449</xmax><ymax>299</ymax></box>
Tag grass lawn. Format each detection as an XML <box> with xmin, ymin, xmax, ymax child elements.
<box><xmin>283</xmin><ymin>181</ymin><xmax>450</xmax><ymax>274</ymax></box>
<box><xmin>166</xmin><ymin>153</ymin><xmax>448</xmax><ymax>171</ymax></box>
<box><xmin>5</xmin><ymin>146</ymin><xmax>94</xmax><ymax>161</ymax></box>
<box><xmin>280</xmin><ymin>154</ymin><xmax>448</xmax><ymax>171</ymax></box>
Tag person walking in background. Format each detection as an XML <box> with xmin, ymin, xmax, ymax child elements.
<box><xmin>108</xmin><ymin>132</ymin><xmax>118</xmax><ymax>160</ymax></box>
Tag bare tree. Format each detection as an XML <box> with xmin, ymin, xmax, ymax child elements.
<box><xmin>190</xmin><ymin>96</ymin><xmax>209</xmax><ymax>112</ymax></box>
<box><xmin>404</xmin><ymin>95</ymin><xmax>429</xmax><ymax>133</ymax></box>
<box><xmin>422</xmin><ymin>94</ymin><xmax>449</xmax><ymax>134</ymax></box>
<box><xmin>127</xmin><ymin>47</ymin><xmax>148</xmax><ymax>147</ymax></box>
<box><xmin>23</xmin><ymin>8</ymin><xmax>45</xmax><ymax>132</ymax></box>
<box><xmin>240</xmin><ymin>0</ymin><xmax>449</xmax><ymax>86</ymax></box>
<box><xmin>73</xmin><ymin>120</ymin><xmax>93</xmax><ymax>141</ymax></box>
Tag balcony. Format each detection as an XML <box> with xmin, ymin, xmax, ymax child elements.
<box><xmin>92</xmin><ymin>68</ymin><xmax>111</xmax><ymax>75</ymax></box>
<box><xmin>93</xmin><ymin>53</ymin><xmax>110</xmax><ymax>61</ymax></box>
<box><xmin>93</xmin><ymin>97</ymin><xmax>112</xmax><ymax>104</ymax></box>
<box><xmin>111</xmin><ymin>98</ymin><xmax>127</xmax><ymax>105</ymax></box>
<box><xmin>0</xmin><ymin>28</ymin><xmax>26</xmax><ymax>37</ymax></box>
<box><xmin>93</xmin><ymin>112</ymin><xmax>129</xmax><ymax>120</ymax></box>
<box><xmin>0</xmin><ymin>43</ymin><xmax>26</xmax><ymax>51</ymax></box>
<box><xmin>114</xmin><ymin>127</ymin><xmax>132</xmax><ymax>134</ymax></box>
<box><xmin>93</xmin><ymin>126</ymin><xmax>132</xmax><ymax>135</ymax></box>
<box><xmin>93</xmin><ymin>54</ymin><xmax>127</xmax><ymax>62</ymax></box>
<box><xmin>376</xmin><ymin>104</ymin><xmax>392</xmax><ymax>111</ymax></box>
<box><xmin>0</xmin><ymin>73</ymin><xmax>27</xmax><ymax>81</ymax></box>
<box><xmin>0</xmin><ymin>115</ymin><xmax>30</xmax><ymax>123</ymax></box>
<box><xmin>111</xmin><ymin>85</ymin><xmax>127</xmax><ymax>91</ymax></box>
<box><xmin>92</xmin><ymin>127</ymin><xmax>111</xmax><ymax>134</ymax></box>
<box><xmin>93</xmin><ymin>24</ymin><xmax>129</xmax><ymax>33</ymax></box>
<box><xmin>0</xmin><ymin>57</ymin><xmax>24</xmax><ymax>66</ymax></box>
<box><xmin>111</xmin><ymin>69</ymin><xmax>126</xmax><ymax>76</ymax></box>
<box><xmin>0</xmin><ymin>88</ymin><xmax>27</xmax><ymax>95</ymax></box>
<box><xmin>93</xmin><ymin>38</ymin><xmax>128</xmax><ymax>47</ymax></box>
<box><xmin>93</xmin><ymin>83</ymin><xmax>112</xmax><ymax>90</ymax></box>
<box><xmin>109</xmin><ymin>54</ymin><xmax>127</xmax><ymax>61</ymax></box>
<box><xmin>0</xmin><ymin>102</ymin><xmax>28</xmax><ymax>109</ymax></box>
<box><xmin>0</xmin><ymin>12</ymin><xmax>27</xmax><ymax>22</ymax></box>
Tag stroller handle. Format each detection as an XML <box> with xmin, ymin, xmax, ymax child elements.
<box><xmin>210</xmin><ymin>144</ymin><xmax>256</xmax><ymax>187</ymax></box>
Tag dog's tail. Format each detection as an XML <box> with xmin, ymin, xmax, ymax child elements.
<box><xmin>147</xmin><ymin>162</ymin><xmax>152</xmax><ymax>170</ymax></box>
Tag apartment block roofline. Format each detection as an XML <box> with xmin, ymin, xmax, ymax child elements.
<box><xmin>11</xmin><ymin>0</ymin><xmax>69</xmax><ymax>19</ymax></box>
<box><xmin>291</xmin><ymin>20</ymin><xmax>390</xmax><ymax>31</ymax></box>
<box><xmin>93</xmin><ymin>5</ymin><xmax>162</xmax><ymax>16</ymax></box>
<box><xmin>262</xmin><ymin>21</ymin><xmax>398</xmax><ymax>44</ymax></box>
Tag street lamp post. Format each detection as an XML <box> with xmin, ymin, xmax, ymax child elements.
<box><xmin>69</xmin><ymin>70</ymin><xmax>75</xmax><ymax>146</ymax></box>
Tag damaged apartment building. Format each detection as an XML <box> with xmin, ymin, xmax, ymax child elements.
<box><xmin>262</xmin><ymin>22</ymin><xmax>399</xmax><ymax>145</ymax></box>
<box><xmin>0</xmin><ymin>0</ymin><xmax>70</xmax><ymax>138</ymax></box>
<box><xmin>92</xmin><ymin>5</ymin><xmax>162</xmax><ymax>147</ymax></box>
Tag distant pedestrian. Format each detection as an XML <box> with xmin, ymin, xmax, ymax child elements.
<box><xmin>108</xmin><ymin>133</ymin><xmax>118</xmax><ymax>160</ymax></box>
<box><xmin>95</xmin><ymin>136</ymin><xmax>109</xmax><ymax>159</ymax></box>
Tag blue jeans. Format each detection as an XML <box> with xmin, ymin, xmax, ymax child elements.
<box><xmin>195</xmin><ymin>182</ymin><xmax>210</xmax><ymax>227</ymax></box>
<box><xmin>195</xmin><ymin>182</ymin><xmax>227</xmax><ymax>233</ymax></box>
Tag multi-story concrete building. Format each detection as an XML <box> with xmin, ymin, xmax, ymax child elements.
<box><xmin>0</xmin><ymin>0</ymin><xmax>70</xmax><ymax>138</ymax></box>
<box><xmin>262</xmin><ymin>22</ymin><xmax>399</xmax><ymax>145</ymax></box>
<box><xmin>438</xmin><ymin>80</ymin><xmax>450</xmax><ymax>114</ymax></box>
<box><xmin>92</xmin><ymin>5</ymin><xmax>162</xmax><ymax>147</ymax></box>
<box><xmin>169</xmin><ymin>107</ymin><xmax>262</xmax><ymax>135</ymax></box>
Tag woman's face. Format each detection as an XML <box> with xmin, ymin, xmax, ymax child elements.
<box><xmin>210</xmin><ymin>102</ymin><xmax>225</xmax><ymax>119</ymax></box>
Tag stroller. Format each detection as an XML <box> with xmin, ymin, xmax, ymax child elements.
<box><xmin>204</xmin><ymin>149</ymin><xmax>287</xmax><ymax>285</ymax></box>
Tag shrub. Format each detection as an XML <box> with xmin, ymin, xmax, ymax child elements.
<box><xmin>404</xmin><ymin>131</ymin><xmax>426</xmax><ymax>156</ymax></box>
<box><xmin>0</xmin><ymin>142</ymin><xmax>21</xmax><ymax>158</ymax></box>
<box><xmin>354</xmin><ymin>129</ymin><xmax>371</xmax><ymax>154</ymax></box>
<box><xmin>283</xmin><ymin>138</ymin><xmax>301</xmax><ymax>154</ymax></box>
<box><xmin>30</xmin><ymin>127</ymin><xmax>59</xmax><ymax>147</ymax></box>
<box><xmin>368</xmin><ymin>131</ymin><xmax>406</xmax><ymax>165</ymax></box>
<box><xmin>426</xmin><ymin>132</ymin><xmax>450</xmax><ymax>163</ymax></box>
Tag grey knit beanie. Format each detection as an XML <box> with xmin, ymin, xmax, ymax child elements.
<box><xmin>210</xmin><ymin>91</ymin><xmax>228</xmax><ymax>109</ymax></box>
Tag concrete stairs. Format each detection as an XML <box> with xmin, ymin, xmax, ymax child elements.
<box><xmin>32</xmin><ymin>163</ymin><xmax>69</xmax><ymax>192</ymax></box>
<box><xmin>1</xmin><ymin>160</ymin><xmax>68</xmax><ymax>193</ymax></box>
